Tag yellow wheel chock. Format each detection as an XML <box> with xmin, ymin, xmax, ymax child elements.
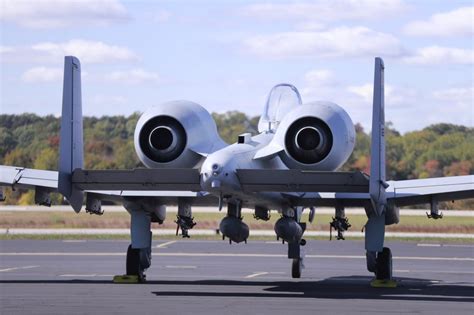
<box><xmin>113</xmin><ymin>275</ymin><xmax>142</xmax><ymax>284</ymax></box>
<box><xmin>370</xmin><ymin>279</ymin><xmax>397</xmax><ymax>288</ymax></box>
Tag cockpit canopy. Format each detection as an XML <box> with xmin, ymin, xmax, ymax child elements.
<box><xmin>258</xmin><ymin>83</ymin><xmax>302</xmax><ymax>133</ymax></box>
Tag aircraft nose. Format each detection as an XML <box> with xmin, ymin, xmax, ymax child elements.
<box><xmin>201</xmin><ymin>162</ymin><xmax>223</xmax><ymax>189</ymax></box>
<box><xmin>200</xmin><ymin>161</ymin><xmax>239</xmax><ymax>192</ymax></box>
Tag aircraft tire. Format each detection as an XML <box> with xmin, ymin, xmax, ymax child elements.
<box><xmin>126</xmin><ymin>244</ymin><xmax>141</xmax><ymax>276</ymax></box>
<box><xmin>292</xmin><ymin>258</ymin><xmax>302</xmax><ymax>278</ymax></box>
<box><xmin>375</xmin><ymin>247</ymin><xmax>392</xmax><ymax>280</ymax></box>
<box><xmin>366</xmin><ymin>251</ymin><xmax>377</xmax><ymax>272</ymax></box>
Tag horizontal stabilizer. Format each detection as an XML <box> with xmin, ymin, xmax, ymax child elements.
<box><xmin>236</xmin><ymin>169</ymin><xmax>369</xmax><ymax>193</ymax></box>
<box><xmin>72</xmin><ymin>168</ymin><xmax>201</xmax><ymax>191</ymax></box>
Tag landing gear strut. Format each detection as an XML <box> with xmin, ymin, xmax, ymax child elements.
<box><xmin>365</xmin><ymin>213</ymin><xmax>396</xmax><ymax>287</ymax></box>
<box><xmin>114</xmin><ymin>208</ymin><xmax>152</xmax><ymax>283</ymax></box>
<box><xmin>278</xmin><ymin>207</ymin><xmax>306</xmax><ymax>279</ymax></box>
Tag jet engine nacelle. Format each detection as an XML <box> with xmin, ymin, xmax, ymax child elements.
<box><xmin>134</xmin><ymin>100</ymin><xmax>226</xmax><ymax>168</ymax></box>
<box><xmin>270</xmin><ymin>101</ymin><xmax>355</xmax><ymax>171</ymax></box>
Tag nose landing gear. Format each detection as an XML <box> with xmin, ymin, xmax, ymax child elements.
<box><xmin>290</xmin><ymin>238</ymin><xmax>307</xmax><ymax>278</ymax></box>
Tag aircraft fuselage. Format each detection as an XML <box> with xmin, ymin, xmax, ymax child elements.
<box><xmin>201</xmin><ymin>132</ymin><xmax>289</xmax><ymax>211</ymax></box>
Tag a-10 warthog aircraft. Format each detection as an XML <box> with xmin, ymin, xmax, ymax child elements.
<box><xmin>1</xmin><ymin>56</ymin><xmax>473</xmax><ymax>285</ymax></box>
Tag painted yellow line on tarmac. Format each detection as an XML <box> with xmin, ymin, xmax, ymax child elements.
<box><xmin>0</xmin><ymin>265</ymin><xmax>39</xmax><ymax>272</ymax></box>
<box><xmin>245</xmin><ymin>272</ymin><xmax>269</xmax><ymax>278</ymax></box>
<box><xmin>156</xmin><ymin>240</ymin><xmax>177</xmax><ymax>248</ymax></box>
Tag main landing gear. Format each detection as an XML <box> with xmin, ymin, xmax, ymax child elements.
<box><xmin>114</xmin><ymin>209</ymin><xmax>153</xmax><ymax>284</ymax></box>
<box><xmin>125</xmin><ymin>242</ymin><xmax>151</xmax><ymax>282</ymax></box>
<box><xmin>365</xmin><ymin>212</ymin><xmax>396</xmax><ymax>288</ymax></box>
<box><xmin>366</xmin><ymin>247</ymin><xmax>392</xmax><ymax>280</ymax></box>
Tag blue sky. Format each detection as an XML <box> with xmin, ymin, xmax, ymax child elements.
<box><xmin>0</xmin><ymin>0</ymin><xmax>472</xmax><ymax>133</ymax></box>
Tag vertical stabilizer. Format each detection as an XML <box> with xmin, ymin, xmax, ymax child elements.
<box><xmin>58</xmin><ymin>56</ymin><xmax>84</xmax><ymax>212</ymax></box>
<box><xmin>369</xmin><ymin>57</ymin><xmax>388</xmax><ymax>216</ymax></box>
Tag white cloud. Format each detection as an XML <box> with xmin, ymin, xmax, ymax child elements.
<box><xmin>21</xmin><ymin>67</ymin><xmax>62</xmax><ymax>83</ymax></box>
<box><xmin>301</xmin><ymin>69</ymin><xmax>339</xmax><ymax>99</ymax></box>
<box><xmin>294</xmin><ymin>21</ymin><xmax>326</xmax><ymax>31</ymax></box>
<box><xmin>0</xmin><ymin>0</ymin><xmax>129</xmax><ymax>28</ymax></box>
<box><xmin>31</xmin><ymin>40</ymin><xmax>138</xmax><ymax>64</ymax></box>
<box><xmin>243</xmin><ymin>26</ymin><xmax>404</xmax><ymax>59</ymax></box>
<box><xmin>242</xmin><ymin>0</ymin><xmax>406</xmax><ymax>22</ymax></box>
<box><xmin>304</xmin><ymin>70</ymin><xmax>336</xmax><ymax>86</ymax></box>
<box><xmin>347</xmin><ymin>83</ymin><xmax>417</xmax><ymax>106</ymax></box>
<box><xmin>402</xmin><ymin>46</ymin><xmax>474</xmax><ymax>65</ymax></box>
<box><xmin>91</xmin><ymin>94</ymin><xmax>128</xmax><ymax>106</ymax></box>
<box><xmin>403</xmin><ymin>6</ymin><xmax>473</xmax><ymax>37</ymax></box>
<box><xmin>433</xmin><ymin>87</ymin><xmax>474</xmax><ymax>103</ymax></box>
<box><xmin>430</xmin><ymin>87</ymin><xmax>473</xmax><ymax>127</ymax></box>
<box><xmin>106</xmin><ymin>69</ymin><xmax>160</xmax><ymax>84</ymax></box>
<box><xmin>0</xmin><ymin>45</ymin><xmax>15</xmax><ymax>54</ymax></box>
<box><xmin>347</xmin><ymin>83</ymin><xmax>373</xmax><ymax>101</ymax></box>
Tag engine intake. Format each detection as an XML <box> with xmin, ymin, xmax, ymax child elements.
<box><xmin>285</xmin><ymin>117</ymin><xmax>333</xmax><ymax>164</ymax></box>
<box><xmin>139</xmin><ymin>116</ymin><xmax>186</xmax><ymax>163</ymax></box>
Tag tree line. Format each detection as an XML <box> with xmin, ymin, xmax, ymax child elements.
<box><xmin>1</xmin><ymin>112</ymin><xmax>472</xmax><ymax>208</ymax></box>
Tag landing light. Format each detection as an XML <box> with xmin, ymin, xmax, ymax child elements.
<box><xmin>212</xmin><ymin>163</ymin><xmax>222</xmax><ymax>176</ymax></box>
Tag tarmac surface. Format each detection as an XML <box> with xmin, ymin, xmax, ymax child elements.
<box><xmin>1</xmin><ymin>239</ymin><xmax>473</xmax><ymax>314</ymax></box>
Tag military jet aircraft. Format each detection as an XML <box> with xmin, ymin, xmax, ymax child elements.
<box><xmin>1</xmin><ymin>56</ymin><xmax>473</xmax><ymax>285</ymax></box>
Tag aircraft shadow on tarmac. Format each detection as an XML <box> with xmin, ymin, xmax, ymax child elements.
<box><xmin>149</xmin><ymin>276</ymin><xmax>474</xmax><ymax>303</ymax></box>
<box><xmin>2</xmin><ymin>276</ymin><xmax>472</xmax><ymax>302</ymax></box>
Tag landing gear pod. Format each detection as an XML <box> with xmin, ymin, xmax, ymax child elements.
<box><xmin>219</xmin><ymin>216</ymin><xmax>249</xmax><ymax>243</ymax></box>
<box><xmin>274</xmin><ymin>216</ymin><xmax>303</xmax><ymax>243</ymax></box>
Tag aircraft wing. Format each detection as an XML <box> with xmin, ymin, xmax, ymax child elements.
<box><xmin>236</xmin><ymin>169</ymin><xmax>473</xmax><ymax>208</ymax></box>
<box><xmin>385</xmin><ymin>176</ymin><xmax>474</xmax><ymax>207</ymax></box>
<box><xmin>0</xmin><ymin>166</ymin><xmax>58</xmax><ymax>191</ymax></box>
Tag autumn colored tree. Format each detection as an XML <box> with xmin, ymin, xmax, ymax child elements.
<box><xmin>0</xmin><ymin>113</ymin><xmax>472</xmax><ymax>207</ymax></box>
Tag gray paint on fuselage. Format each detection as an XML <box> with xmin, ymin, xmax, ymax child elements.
<box><xmin>201</xmin><ymin>132</ymin><xmax>289</xmax><ymax>211</ymax></box>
